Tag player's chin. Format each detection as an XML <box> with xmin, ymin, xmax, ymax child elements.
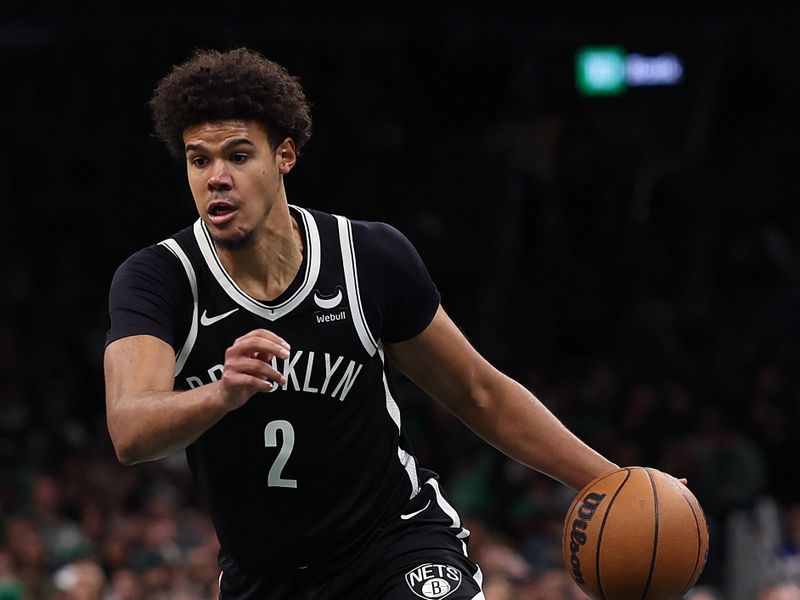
<box><xmin>211</xmin><ymin>227</ymin><xmax>255</xmax><ymax>251</ymax></box>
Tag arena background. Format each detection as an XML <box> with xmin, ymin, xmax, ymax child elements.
<box><xmin>2</xmin><ymin>9</ymin><xmax>799</xmax><ymax>599</ymax></box>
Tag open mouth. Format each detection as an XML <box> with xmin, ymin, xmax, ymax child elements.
<box><xmin>208</xmin><ymin>201</ymin><xmax>238</xmax><ymax>224</ymax></box>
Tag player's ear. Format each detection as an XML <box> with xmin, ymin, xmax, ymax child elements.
<box><xmin>276</xmin><ymin>138</ymin><xmax>297</xmax><ymax>175</ymax></box>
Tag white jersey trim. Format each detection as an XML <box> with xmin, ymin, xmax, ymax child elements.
<box><xmin>426</xmin><ymin>477</ymin><xmax>476</xmax><ymax>560</ymax></box>
<box><xmin>473</xmin><ymin>567</ymin><xmax>484</xmax><ymax>591</ymax></box>
<box><xmin>192</xmin><ymin>206</ymin><xmax>321</xmax><ymax>321</ymax></box>
<box><xmin>335</xmin><ymin>215</ymin><xmax>378</xmax><ymax>356</ymax></box>
<box><xmin>379</xmin><ymin>346</ymin><xmax>420</xmax><ymax>498</ymax></box>
<box><xmin>159</xmin><ymin>239</ymin><xmax>198</xmax><ymax>377</ymax></box>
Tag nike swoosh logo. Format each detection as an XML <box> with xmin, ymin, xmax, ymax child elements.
<box><xmin>200</xmin><ymin>308</ymin><xmax>239</xmax><ymax>326</ymax></box>
<box><xmin>400</xmin><ymin>499</ymin><xmax>431</xmax><ymax>520</ymax></box>
<box><xmin>313</xmin><ymin>289</ymin><xmax>343</xmax><ymax>310</ymax></box>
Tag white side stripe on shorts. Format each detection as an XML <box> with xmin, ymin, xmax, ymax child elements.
<box><xmin>473</xmin><ymin>567</ymin><xmax>484</xmax><ymax>592</ymax></box>
<box><xmin>426</xmin><ymin>478</ymin><xmax>461</xmax><ymax>529</ymax></box>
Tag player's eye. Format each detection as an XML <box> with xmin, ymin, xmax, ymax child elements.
<box><xmin>231</xmin><ymin>153</ymin><xmax>249</xmax><ymax>164</ymax></box>
<box><xmin>191</xmin><ymin>156</ymin><xmax>209</xmax><ymax>168</ymax></box>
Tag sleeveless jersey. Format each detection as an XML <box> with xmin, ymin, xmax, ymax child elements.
<box><xmin>158</xmin><ymin>206</ymin><xmax>427</xmax><ymax>570</ymax></box>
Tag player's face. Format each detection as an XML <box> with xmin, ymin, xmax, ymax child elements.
<box><xmin>183</xmin><ymin>119</ymin><xmax>296</xmax><ymax>250</ymax></box>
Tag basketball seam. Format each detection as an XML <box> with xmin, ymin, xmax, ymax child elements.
<box><xmin>564</xmin><ymin>468</ymin><xmax>625</xmax><ymax>521</ymax></box>
<box><xmin>595</xmin><ymin>467</ymin><xmax>632</xmax><ymax>600</ymax></box>
<box><xmin>675</xmin><ymin>484</ymin><xmax>704</xmax><ymax>598</ymax></box>
<box><xmin>639</xmin><ymin>468</ymin><xmax>660</xmax><ymax>600</ymax></box>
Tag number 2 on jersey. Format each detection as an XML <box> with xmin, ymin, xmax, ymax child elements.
<box><xmin>264</xmin><ymin>420</ymin><xmax>297</xmax><ymax>488</ymax></box>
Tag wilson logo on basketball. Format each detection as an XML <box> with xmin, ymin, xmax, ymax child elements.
<box><xmin>568</xmin><ymin>492</ymin><xmax>607</xmax><ymax>585</ymax></box>
<box><xmin>562</xmin><ymin>467</ymin><xmax>710</xmax><ymax>599</ymax></box>
<box><xmin>405</xmin><ymin>563</ymin><xmax>462</xmax><ymax>599</ymax></box>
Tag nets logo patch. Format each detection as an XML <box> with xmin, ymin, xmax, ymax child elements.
<box><xmin>405</xmin><ymin>563</ymin><xmax>462</xmax><ymax>599</ymax></box>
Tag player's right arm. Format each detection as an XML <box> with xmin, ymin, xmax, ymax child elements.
<box><xmin>103</xmin><ymin>245</ymin><xmax>288</xmax><ymax>465</ymax></box>
<box><xmin>104</xmin><ymin>330</ymin><xmax>288</xmax><ymax>465</ymax></box>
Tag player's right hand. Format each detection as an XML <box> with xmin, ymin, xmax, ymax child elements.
<box><xmin>216</xmin><ymin>329</ymin><xmax>290</xmax><ymax>411</ymax></box>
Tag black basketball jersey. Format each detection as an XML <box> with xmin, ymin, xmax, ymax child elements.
<box><xmin>139</xmin><ymin>206</ymin><xmax>436</xmax><ymax>570</ymax></box>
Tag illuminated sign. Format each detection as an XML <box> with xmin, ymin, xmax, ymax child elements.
<box><xmin>576</xmin><ymin>47</ymin><xmax>684</xmax><ymax>96</ymax></box>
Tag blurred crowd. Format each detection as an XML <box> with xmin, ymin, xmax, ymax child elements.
<box><xmin>0</xmin><ymin>454</ymin><xmax>220</xmax><ymax>599</ymax></box>
<box><xmin>1</xmin><ymin>383</ymin><xmax>799</xmax><ymax>598</ymax></box>
<box><xmin>3</xmin><ymin>11</ymin><xmax>800</xmax><ymax>600</ymax></box>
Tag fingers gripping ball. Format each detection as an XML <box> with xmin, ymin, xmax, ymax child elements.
<box><xmin>562</xmin><ymin>467</ymin><xmax>709</xmax><ymax>600</ymax></box>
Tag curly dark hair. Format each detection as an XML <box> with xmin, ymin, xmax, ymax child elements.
<box><xmin>149</xmin><ymin>48</ymin><xmax>312</xmax><ymax>158</ymax></box>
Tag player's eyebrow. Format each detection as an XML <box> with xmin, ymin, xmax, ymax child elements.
<box><xmin>184</xmin><ymin>138</ymin><xmax>255</xmax><ymax>154</ymax></box>
<box><xmin>221</xmin><ymin>137</ymin><xmax>255</xmax><ymax>152</ymax></box>
<box><xmin>184</xmin><ymin>142</ymin><xmax>206</xmax><ymax>154</ymax></box>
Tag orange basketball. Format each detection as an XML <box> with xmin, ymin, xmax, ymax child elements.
<box><xmin>562</xmin><ymin>467</ymin><xmax>709</xmax><ymax>600</ymax></box>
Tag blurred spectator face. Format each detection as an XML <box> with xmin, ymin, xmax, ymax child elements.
<box><xmin>108</xmin><ymin>569</ymin><xmax>141</xmax><ymax>600</ymax></box>
<box><xmin>33</xmin><ymin>475</ymin><xmax>62</xmax><ymax>521</ymax></box>
<box><xmin>53</xmin><ymin>560</ymin><xmax>105</xmax><ymax>600</ymax></box>
<box><xmin>0</xmin><ymin>548</ymin><xmax>21</xmax><ymax>586</ymax></box>
<box><xmin>473</xmin><ymin>536</ymin><xmax>530</xmax><ymax>581</ymax></box>
<box><xmin>141</xmin><ymin>564</ymin><xmax>171</xmax><ymax>594</ymax></box>
<box><xmin>187</xmin><ymin>543</ymin><xmax>220</xmax><ymax>589</ymax></box>
<box><xmin>482</xmin><ymin>575</ymin><xmax>514</xmax><ymax>600</ymax></box>
<box><xmin>531</xmin><ymin>569</ymin><xmax>589</xmax><ymax>600</ymax></box>
<box><xmin>144</xmin><ymin>517</ymin><xmax>177</xmax><ymax>551</ymax></box>
<box><xmin>208</xmin><ymin>577</ymin><xmax>220</xmax><ymax>600</ymax></box>
<box><xmin>101</xmin><ymin>538</ymin><xmax>129</xmax><ymax>572</ymax></box>
<box><xmin>80</xmin><ymin>503</ymin><xmax>104</xmax><ymax>542</ymax></box>
<box><xmin>758</xmin><ymin>583</ymin><xmax>800</xmax><ymax>600</ymax></box>
<box><xmin>5</xmin><ymin>517</ymin><xmax>46</xmax><ymax>568</ymax></box>
<box><xmin>145</xmin><ymin>492</ymin><xmax>178</xmax><ymax>520</ymax></box>
<box><xmin>686</xmin><ymin>591</ymin><xmax>720</xmax><ymax>600</ymax></box>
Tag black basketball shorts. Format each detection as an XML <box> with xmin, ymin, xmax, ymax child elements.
<box><xmin>218</xmin><ymin>473</ymin><xmax>485</xmax><ymax>599</ymax></box>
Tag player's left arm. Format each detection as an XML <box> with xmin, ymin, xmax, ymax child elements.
<box><xmin>385</xmin><ymin>305</ymin><xmax>619</xmax><ymax>491</ymax></box>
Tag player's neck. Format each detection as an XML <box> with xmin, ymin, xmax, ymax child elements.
<box><xmin>216</xmin><ymin>203</ymin><xmax>304</xmax><ymax>302</ymax></box>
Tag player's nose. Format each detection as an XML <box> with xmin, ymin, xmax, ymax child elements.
<box><xmin>207</xmin><ymin>163</ymin><xmax>233</xmax><ymax>191</ymax></box>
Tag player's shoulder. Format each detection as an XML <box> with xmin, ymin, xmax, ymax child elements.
<box><xmin>294</xmin><ymin>206</ymin><xmax>425</xmax><ymax>272</ymax></box>
<box><xmin>116</xmin><ymin>243</ymin><xmax>176</xmax><ymax>275</ymax></box>
<box><xmin>111</xmin><ymin>226</ymin><xmax>193</xmax><ymax>284</ymax></box>
<box><xmin>298</xmin><ymin>206</ymin><xmax>415</xmax><ymax>258</ymax></box>
<box><xmin>118</xmin><ymin>243</ymin><xmax>173</xmax><ymax>267</ymax></box>
<box><xmin>346</xmin><ymin>217</ymin><xmax>417</xmax><ymax>259</ymax></box>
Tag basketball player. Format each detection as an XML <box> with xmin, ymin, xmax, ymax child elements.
<box><xmin>104</xmin><ymin>48</ymin><xmax>619</xmax><ymax>599</ymax></box>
